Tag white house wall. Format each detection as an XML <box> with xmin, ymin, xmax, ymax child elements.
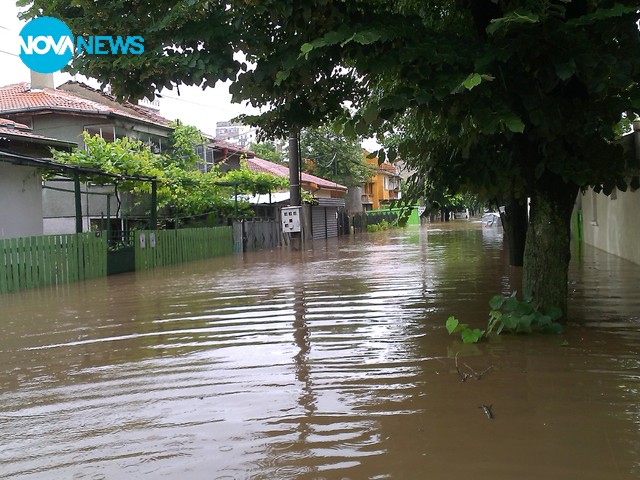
<box><xmin>0</xmin><ymin>163</ymin><xmax>43</xmax><ymax>239</ymax></box>
<box><xmin>581</xmin><ymin>188</ymin><xmax>640</xmax><ymax>265</ymax></box>
<box><xmin>43</xmin><ymin>217</ymin><xmax>90</xmax><ymax>235</ymax></box>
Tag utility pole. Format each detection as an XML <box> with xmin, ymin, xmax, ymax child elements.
<box><xmin>289</xmin><ymin>130</ymin><xmax>301</xmax><ymax>206</ymax></box>
<box><xmin>288</xmin><ymin>130</ymin><xmax>303</xmax><ymax>250</ymax></box>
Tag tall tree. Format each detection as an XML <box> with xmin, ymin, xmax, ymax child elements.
<box><xmin>249</xmin><ymin>142</ymin><xmax>286</xmax><ymax>165</ymax></box>
<box><xmin>300</xmin><ymin>125</ymin><xmax>372</xmax><ymax>188</ymax></box>
<box><xmin>22</xmin><ymin>0</ymin><xmax>640</xmax><ymax>318</ymax></box>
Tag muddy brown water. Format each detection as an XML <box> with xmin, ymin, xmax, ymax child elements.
<box><xmin>1</xmin><ymin>222</ymin><xmax>639</xmax><ymax>479</ymax></box>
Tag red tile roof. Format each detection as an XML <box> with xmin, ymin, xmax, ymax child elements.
<box><xmin>0</xmin><ymin>82</ymin><xmax>172</xmax><ymax>129</ymax></box>
<box><xmin>245</xmin><ymin>156</ymin><xmax>347</xmax><ymax>191</ymax></box>
<box><xmin>209</xmin><ymin>138</ymin><xmax>253</xmax><ymax>156</ymax></box>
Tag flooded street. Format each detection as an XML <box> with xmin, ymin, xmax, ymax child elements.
<box><xmin>1</xmin><ymin>222</ymin><xmax>639</xmax><ymax>479</ymax></box>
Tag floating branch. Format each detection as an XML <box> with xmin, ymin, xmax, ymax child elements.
<box><xmin>454</xmin><ymin>352</ymin><xmax>493</xmax><ymax>382</ymax></box>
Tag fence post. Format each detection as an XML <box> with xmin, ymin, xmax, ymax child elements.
<box><xmin>74</xmin><ymin>173</ymin><xmax>83</xmax><ymax>234</ymax></box>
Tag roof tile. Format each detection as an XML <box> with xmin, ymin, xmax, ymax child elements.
<box><xmin>0</xmin><ymin>82</ymin><xmax>171</xmax><ymax>128</ymax></box>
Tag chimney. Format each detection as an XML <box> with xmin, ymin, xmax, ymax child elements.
<box><xmin>30</xmin><ymin>71</ymin><xmax>54</xmax><ymax>91</ymax></box>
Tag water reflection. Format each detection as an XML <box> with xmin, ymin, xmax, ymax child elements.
<box><xmin>0</xmin><ymin>222</ymin><xmax>639</xmax><ymax>479</ymax></box>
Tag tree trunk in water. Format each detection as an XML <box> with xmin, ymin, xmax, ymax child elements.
<box><xmin>523</xmin><ymin>176</ymin><xmax>578</xmax><ymax>320</ymax></box>
<box><xmin>501</xmin><ymin>197</ymin><xmax>528</xmax><ymax>267</ymax></box>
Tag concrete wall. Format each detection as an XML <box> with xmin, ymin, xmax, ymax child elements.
<box><xmin>21</xmin><ymin>111</ymin><xmax>170</xmax><ymax>149</ymax></box>
<box><xmin>30</xmin><ymin>114</ymin><xmax>89</xmax><ymax>147</ymax></box>
<box><xmin>41</xmin><ymin>181</ymin><xmax>119</xmax><ymax>234</ymax></box>
<box><xmin>43</xmin><ymin>217</ymin><xmax>90</xmax><ymax>235</ymax></box>
<box><xmin>581</xmin><ymin>187</ymin><xmax>640</xmax><ymax>265</ymax></box>
<box><xmin>344</xmin><ymin>186</ymin><xmax>364</xmax><ymax>214</ymax></box>
<box><xmin>0</xmin><ymin>163</ymin><xmax>43</xmax><ymax>239</ymax></box>
<box><xmin>580</xmin><ymin>122</ymin><xmax>640</xmax><ymax>265</ymax></box>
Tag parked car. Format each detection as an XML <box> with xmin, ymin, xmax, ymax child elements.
<box><xmin>453</xmin><ymin>209</ymin><xmax>470</xmax><ymax>219</ymax></box>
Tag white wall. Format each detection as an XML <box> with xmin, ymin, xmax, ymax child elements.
<box><xmin>0</xmin><ymin>163</ymin><xmax>43</xmax><ymax>239</ymax></box>
<box><xmin>42</xmin><ymin>217</ymin><xmax>91</xmax><ymax>235</ymax></box>
<box><xmin>581</xmin><ymin>187</ymin><xmax>640</xmax><ymax>265</ymax></box>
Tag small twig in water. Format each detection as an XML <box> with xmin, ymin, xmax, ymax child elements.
<box><xmin>463</xmin><ymin>362</ymin><xmax>494</xmax><ymax>380</ymax></box>
<box><xmin>479</xmin><ymin>404</ymin><xmax>494</xmax><ymax>419</ymax></box>
<box><xmin>454</xmin><ymin>352</ymin><xmax>471</xmax><ymax>382</ymax></box>
<box><xmin>454</xmin><ymin>352</ymin><xmax>494</xmax><ymax>381</ymax></box>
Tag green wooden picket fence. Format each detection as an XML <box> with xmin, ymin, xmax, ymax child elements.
<box><xmin>135</xmin><ymin>227</ymin><xmax>233</xmax><ymax>270</ymax></box>
<box><xmin>0</xmin><ymin>226</ymin><xmax>233</xmax><ymax>294</ymax></box>
<box><xmin>0</xmin><ymin>232</ymin><xmax>107</xmax><ymax>294</ymax></box>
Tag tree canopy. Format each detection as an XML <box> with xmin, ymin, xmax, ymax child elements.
<box><xmin>249</xmin><ymin>141</ymin><xmax>286</xmax><ymax>165</ymax></box>
<box><xmin>300</xmin><ymin>125</ymin><xmax>373</xmax><ymax>188</ymax></box>
<box><xmin>22</xmin><ymin>0</ymin><xmax>640</xmax><ymax>318</ymax></box>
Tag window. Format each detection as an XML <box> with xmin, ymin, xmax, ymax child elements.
<box><xmin>84</xmin><ymin>124</ymin><xmax>116</xmax><ymax>143</ymax></box>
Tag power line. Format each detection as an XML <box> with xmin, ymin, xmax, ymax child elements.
<box><xmin>0</xmin><ymin>48</ymin><xmax>18</xmax><ymax>57</ymax></box>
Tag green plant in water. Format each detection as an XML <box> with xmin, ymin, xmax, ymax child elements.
<box><xmin>446</xmin><ymin>316</ymin><xmax>485</xmax><ymax>344</ymax></box>
<box><xmin>366</xmin><ymin>219</ymin><xmax>391</xmax><ymax>233</ymax></box>
<box><xmin>446</xmin><ymin>292</ymin><xmax>564</xmax><ymax>344</ymax></box>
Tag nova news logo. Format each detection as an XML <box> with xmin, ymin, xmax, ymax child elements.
<box><xmin>19</xmin><ymin>17</ymin><xmax>144</xmax><ymax>74</ymax></box>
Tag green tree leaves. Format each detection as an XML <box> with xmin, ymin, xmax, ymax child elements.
<box><xmin>300</xmin><ymin>124</ymin><xmax>373</xmax><ymax>188</ymax></box>
<box><xmin>249</xmin><ymin>142</ymin><xmax>286</xmax><ymax>165</ymax></box>
<box><xmin>51</xmin><ymin>125</ymin><xmax>287</xmax><ymax>219</ymax></box>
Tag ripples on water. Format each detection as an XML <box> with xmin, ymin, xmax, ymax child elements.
<box><xmin>1</xmin><ymin>222</ymin><xmax>639</xmax><ymax>479</ymax></box>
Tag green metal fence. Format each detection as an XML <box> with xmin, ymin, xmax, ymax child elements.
<box><xmin>135</xmin><ymin>227</ymin><xmax>233</xmax><ymax>270</ymax></box>
<box><xmin>0</xmin><ymin>232</ymin><xmax>107</xmax><ymax>293</ymax></box>
<box><xmin>365</xmin><ymin>206</ymin><xmax>420</xmax><ymax>227</ymax></box>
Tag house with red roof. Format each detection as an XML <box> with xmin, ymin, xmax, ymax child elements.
<box><xmin>245</xmin><ymin>157</ymin><xmax>347</xmax><ymax>199</ymax></box>
<box><xmin>0</xmin><ymin>76</ymin><xmax>247</xmax><ymax>233</ymax></box>
<box><xmin>0</xmin><ymin>76</ymin><xmax>178</xmax><ymax>234</ymax></box>
<box><xmin>0</xmin><ymin>74</ymin><xmax>351</xmax><ymax>242</ymax></box>
<box><xmin>0</xmin><ymin>80</ymin><xmax>173</xmax><ymax>149</ymax></box>
<box><xmin>244</xmin><ymin>156</ymin><xmax>348</xmax><ymax>240</ymax></box>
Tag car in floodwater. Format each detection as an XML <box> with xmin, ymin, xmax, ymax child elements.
<box><xmin>453</xmin><ymin>209</ymin><xmax>470</xmax><ymax>219</ymax></box>
<box><xmin>481</xmin><ymin>212</ymin><xmax>502</xmax><ymax>227</ymax></box>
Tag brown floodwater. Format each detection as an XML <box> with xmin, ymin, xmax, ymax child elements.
<box><xmin>1</xmin><ymin>221</ymin><xmax>639</xmax><ymax>479</ymax></box>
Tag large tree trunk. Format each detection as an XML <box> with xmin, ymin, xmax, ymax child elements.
<box><xmin>522</xmin><ymin>175</ymin><xmax>579</xmax><ymax>320</ymax></box>
<box><xmin>500</xmin><ymin>196</ymin><xmax>528</xmax><ymax>267</ymax></box>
